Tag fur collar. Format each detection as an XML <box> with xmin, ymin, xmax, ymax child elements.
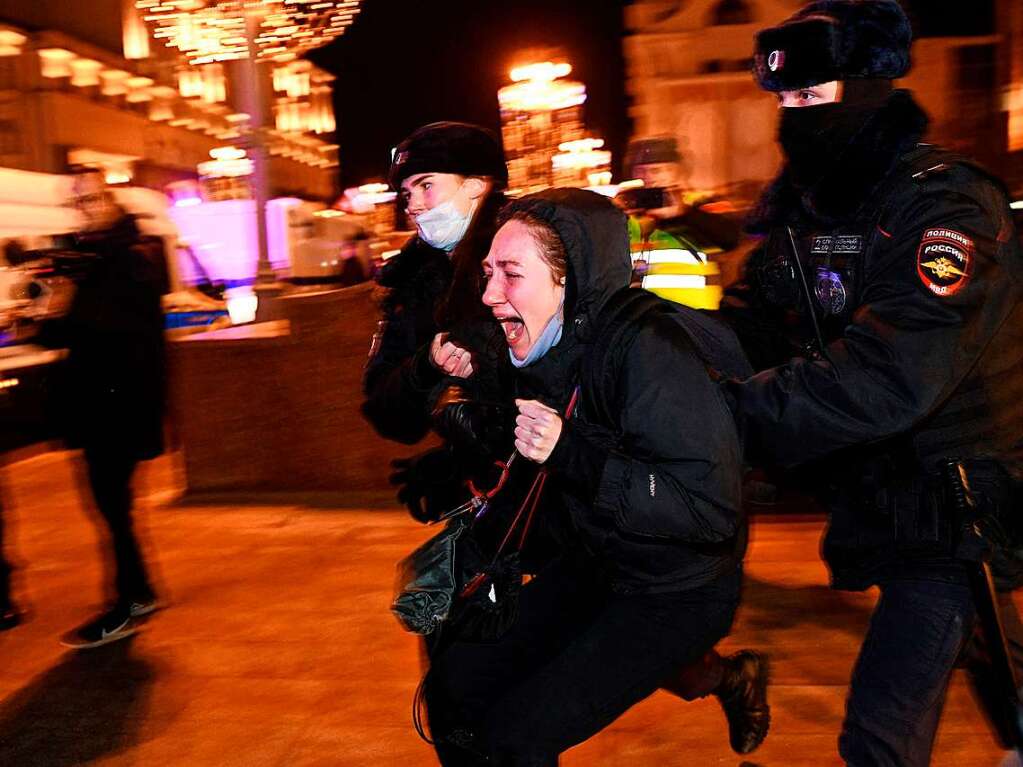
<box><xmin>748</xmin><ymin>89</ymin><xmax>929</xmax><ymax>232</ymax></box>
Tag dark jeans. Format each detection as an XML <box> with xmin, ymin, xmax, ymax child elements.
<box><xmin>83</xmin><ymin>446</ymin><xmax>153</xmax><ymax>606</ymax></box>
<box><xmin>425</xmin><ymin>554</ymin><xmax>741</xmax><ymax>766</ymax></box>
<box><xmin>840</xmin><ymin>578</ymin><xmax>975</xmax><ymax>767</ymax></box>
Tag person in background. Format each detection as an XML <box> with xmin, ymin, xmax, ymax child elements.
<box><xmin>0</xmin><ymin>485</ymin><xmax>18</xmax><ymax>630</ymax></box>
<box><xmin>618</xmin><ymin>136</ymin><xmax>744</xmax><ymax>309</ymax></box>
<box><xmin>721</xmin><ymin>2</ymin><xmax>1023</xmax><ymax>763</ymax></box>
<box><xmin>52</xmin><ymin>167</ymin><xmax>168</xmax><ymax>649</ymax></box>
<box><xmin>362</xmin><ymin>121</ymin><xmax>510</xmax><ymax>522</ymax></box>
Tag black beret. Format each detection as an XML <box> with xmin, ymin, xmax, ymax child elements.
<box><xmin>752</xmin><ymin>0</ymin><xmax>912</xmax><ymax>92</ymax></box>
<box><xmin>388</xmin><ymin>121</ymin><xmax>508</xmax><ymax>190</ymax></box>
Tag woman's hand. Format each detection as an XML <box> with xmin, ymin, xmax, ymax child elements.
<box><xmin>430</xmin><ymin>332</ymin><xmax>474</xmax><ymax>378</ymax></box>
<box><xmin>514</xmin><ymin>399</ymin><xmax>563</xmax><ymax>463</ymax></box>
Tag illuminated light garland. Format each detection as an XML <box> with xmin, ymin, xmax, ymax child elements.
<box><xmin>551</xmin><ymin>147</ymin><xmax>611</xmax><ymax>170</ymax></box>
<box><xmin>136</xmin><ymin>0</ymin><xmax>363</xmax><ymax>64</ymax></box>
<box><xmin>498</xmin><ymin>79</ymin><xmax>586</xmax><ymax>113</ymax></box>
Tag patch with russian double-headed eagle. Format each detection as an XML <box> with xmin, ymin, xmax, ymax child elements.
<box><xmin>916</xmin><ymin>228</ymin><xmax>973</xmax><ymax>297</ymax></box>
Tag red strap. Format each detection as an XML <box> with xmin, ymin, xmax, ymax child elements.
<box><xmin>458</xmin><ymin>387</ymin><xmax>580</xmax><ymax>600</ymax></box>
<box><xmin>517</xmin><ymin>471</ymin><xmax>548</xmax><ymax>550</ymax></box>
<box><xmin>466</xmin><ymin>458</ymin><xmax>511</xmax><ymax>500</ymax></box>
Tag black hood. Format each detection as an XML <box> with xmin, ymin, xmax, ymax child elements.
<box><xmin>499</xmin><ymin>188</ymin><xmax>632</xmax><ymax>408</ymax></box>
<box><xmin>500</xmin><ymin>188</ymin><xmax>631</xmax><ymax>341</ymax></box>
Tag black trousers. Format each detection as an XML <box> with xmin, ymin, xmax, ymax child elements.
<box><xmin>425</xmin><ymin>554</ymin><xmax>741</xmax><ymax>766</ymax></box>
<box><xmin>83</xmin><ymin>446</ymin><xmax>153</xmax><ymax>605</ymax></box>
<box><xmin>839</xmin><ymin>578</ymin><xmax>975</xmax><ymax>767</ymax></box>
<box><xmin>839</xmin><ymin>575</ymin><xmax>1023</xmax><ymax>766</ymax></box>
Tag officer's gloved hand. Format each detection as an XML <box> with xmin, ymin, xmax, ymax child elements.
<box><xmin>432</xmin><ymin>385</ymin><xmax>514</xmax><ymax>457</ymax></box>
<box><xmin>389</xmin><ymin>447</ymin><xmax>467</xmax><ymax>524</ymax></box>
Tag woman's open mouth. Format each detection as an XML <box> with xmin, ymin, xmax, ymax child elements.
<box><xmin>498</xmin><ymin>317</ymin><xmax>525</xmax><ymax>345</ymax></box>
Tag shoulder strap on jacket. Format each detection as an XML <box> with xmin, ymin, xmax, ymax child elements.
<box><xmin>584</xmin><ymin>287</ymin><xmax>754</xmax><ymax>429</ymax></box>
<box><xmin>876</xmin><ymin>144</ymin><xmax>1009</xmax><ymax>234</ymax></box>
<box><xmin>583</xmin><ymin>288</ymin><xmax>662</xmax><ymax>427</ymax></box>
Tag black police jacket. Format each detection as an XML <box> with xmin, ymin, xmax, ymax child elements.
<box><xmin>506</xmin><ymin>189</ymin><xmax>746</xmax><ymax>594</ymax></box>
<box><xmin>361</xmin><ymin>194</ymin><xmax>506</xmax><ymax>445</ymax></box>
<box><xmin>361</xmin><ymin>235</ymin><xmax>451</xmax><ymax>444</ymax></box>
<box><xmin>721</xmin><ymin>91</ymin><xmax>1023</xmax><ymax>589</ymax></box>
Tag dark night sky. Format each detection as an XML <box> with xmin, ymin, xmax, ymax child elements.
<box><xmin>308</xmin><ymin>0</ymin><xmax>994</xmax><ymax>189</ymax></box>
<box><xmin>308</xmin><ymin>0</ymin><xmax>629</xmax><ymax>188</ymax></box>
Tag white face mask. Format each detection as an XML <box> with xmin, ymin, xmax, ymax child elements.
<box><xmin>415</xmin><ymin>195</ymin><xmax>477</xmax><ymax>252</ymax></box>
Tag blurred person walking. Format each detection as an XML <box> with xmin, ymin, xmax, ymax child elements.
<box><xmin>0</xmin><ymin>485</ymin><xmax>19</xmax><ymax>630</ymax></box>
<box><xmin>721</xmin><ymin>2</ymin><xmax>1023</xmax><ymax>763</ymax></box>
<box><xmin>51</xmin><ymin>168</ymin><xmax>168</xmax><ymax>649</ymax></box>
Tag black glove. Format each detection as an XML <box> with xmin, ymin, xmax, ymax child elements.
<box><xmin>389</xmin><ymin>447</ymin><xmax>468</xmax><ymax>523</ymax></box>
<box><xmin>432</xmin><ymin>385</ymin><xmax>515</xmax><ymax>458</ymax></box>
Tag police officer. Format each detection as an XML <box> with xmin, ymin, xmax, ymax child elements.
<box><xmin>618</xmin><ymin>137</ymin><xmax>741</xmax><ymax>310</ymax></box>
<box><xmin>362</xmin><ymin>122</ymin><xmax>510</xmax><ymax>521</ymax></box>
<box><xmin>721</xmin><ymin>1</ymin><xmax>1023</xmax><ymax>764</ymax></box>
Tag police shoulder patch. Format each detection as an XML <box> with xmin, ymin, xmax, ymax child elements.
<box><xmin>916</xmin><ymin>228</ymin><xmax>973</xmax><ymax>297</ymax></box>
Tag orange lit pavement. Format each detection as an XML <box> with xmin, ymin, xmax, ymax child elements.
<box><xmin>0</xmin><ymin>450</ymin><xmax>1017</xmax><ymax>766</ymax></box>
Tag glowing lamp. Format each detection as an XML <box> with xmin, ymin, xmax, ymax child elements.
<box><xmin>69</xmin><ymin>59</ymin><xmax>103</xmax><ymax>88</ymax></box>
<box><xmin>510</xmin><ymin>61</ymin><xmax>572</xmax><ymax>83</ymax></box>
<box><xmin>100</xmin><ymin>69</ymin><xmax>132</xmax><ymax>96</ymax></box>
<box><xmin>37</xmin><ymin>48</ymin><xmax>75</xmax><ymax>79</ymax></box>
<box><xmin>225</xmin><ymin>286</ymin><xmax>258</xmax><ymax>324</ymax></box>
<box><xmin>0</xmin><ymin>29</ymin><xmax>27</xmax><ymax>57</ymax></box>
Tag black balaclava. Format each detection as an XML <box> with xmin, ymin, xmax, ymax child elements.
<box><xmin>778</xmin><ymin>78</ymin><xmax>893</xmax><ymax>189</ymax></box>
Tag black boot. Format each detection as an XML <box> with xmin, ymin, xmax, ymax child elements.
<box><xmin>714</xmin><ymin>650</ymin><xmax>771</xmax><ymax>754</ymax></box>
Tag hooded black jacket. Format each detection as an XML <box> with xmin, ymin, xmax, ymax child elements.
<box><xmin>505</xmin><ymin>189</ymin><xmax>746</xmax><ymax>594</ymax></box>
<box><xmin>721</xmin><ymin>91</ymin><xmax>1023</xmax><ymax>589</ymax></box>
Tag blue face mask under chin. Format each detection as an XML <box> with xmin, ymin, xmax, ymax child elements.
<box><xmin>509</xmin><ymin>299</ymin><xmax>565</xmax><ymax>368</ymax></box>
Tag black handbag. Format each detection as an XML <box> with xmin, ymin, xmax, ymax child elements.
<box><xmin>391</xmin><ymin>388</ymin><xmax>578</xmax><ymax>641</ymax></box>
<box><xmin>390</xmin><ymin>455</ymin><xmax>536</xmax><ymax>640</ymax></box>
<box><xmin>391</xmin><ymin>513</ymin><xmax>473</xmax><ymax>636</ymax></box>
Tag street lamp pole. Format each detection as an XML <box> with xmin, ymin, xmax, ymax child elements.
<box><xmin>242</xmin><ymin>8</ymin><xmax>274</xmax><ymax>288</ymax></box>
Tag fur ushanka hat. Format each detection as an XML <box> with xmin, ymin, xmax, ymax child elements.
<box><xmin>752</xmin><ymin>0</ymin><xmax>912</xmax><ymax>92</ymax></box>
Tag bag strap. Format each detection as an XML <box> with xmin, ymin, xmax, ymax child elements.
<box><xmin>460</xmin><ymin>386</ymin><xmax>580</xmax><ymax>599</ymax></box>
<box><xmin>584</xmin><ymin>288</ymin><xmax>663</xmax><ymax>427</ymax></box>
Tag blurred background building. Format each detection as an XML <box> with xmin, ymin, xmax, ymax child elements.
<box><xmin>0</xmin><ymin>0</ymin><xmax>337</xmax><ymax>199</ymax></box>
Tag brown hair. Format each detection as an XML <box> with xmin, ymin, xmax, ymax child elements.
<box><xmin>504</xmin><ymin>211</ymin><xmax>568</xmax><ymax>285</ymax></box>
